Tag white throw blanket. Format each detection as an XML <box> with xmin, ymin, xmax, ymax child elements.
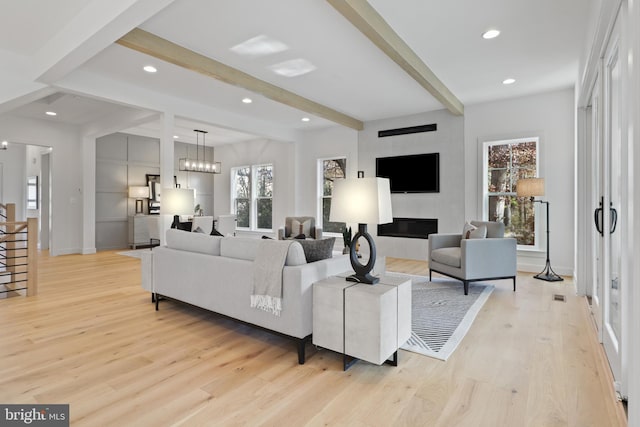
<box><xmin>251</xmin><ymin>240</ymin><xmax>293</xmax><ymax>316</ymax></box>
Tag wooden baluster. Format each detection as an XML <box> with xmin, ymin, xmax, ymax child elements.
<box><xmin>26</xmin><ymin>217</ymin><xmax>38</xmax><ymax>296</ymax></box>
<box><xmin>5</xmin><ymin>204</ymin><xmax>15</xmax><ymax>282</ymax></box>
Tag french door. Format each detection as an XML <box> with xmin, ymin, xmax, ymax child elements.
<box><xmin>593</xmin><ymin>14</ymin><xmax>626</xmax><ymax>396</ymax></box>
<box><xmin>588</xmin><ymin>77</ymin><xmax>603</xmax><ymax>336</ymax></box>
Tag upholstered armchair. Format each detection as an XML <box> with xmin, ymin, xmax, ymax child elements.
<box><xmin>278</xmin><ymin>216</ymin><xmax>322</xmax><ymax>240</ymax></box>
<box><xmin>428</xmin><ymin>220</ymin><xmax>517</xmax><ymax>295</ymax></box>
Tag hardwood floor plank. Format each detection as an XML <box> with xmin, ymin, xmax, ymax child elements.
<box><xmin>0</xmin><ymin>251</ymin><xmax>626</xmax><ymax>426</ymax></box>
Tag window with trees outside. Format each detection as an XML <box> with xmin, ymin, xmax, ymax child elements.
<box><xmin>320</xmin><ymin>158</ymin><xmax>346</xmax><ymax>234</ymax></box>
<box><xmin>483</xmin><ymin>137</ymin><xmax>539</xmax><ymax>246</ymax></box>
<box><xmin>231</xmin><ymin>164</ymin><xmax>273</xmax><ymax>230</ymax></box>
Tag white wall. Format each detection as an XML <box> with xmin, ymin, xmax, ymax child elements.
<box><xmin>214</xmin><ymin>138</ymin><xmax>295</xmax><ymax>238</ymax></box>
<box><xmin>358</xmin><ymin>109</ymin><xmax>465</xmax><ymax>260</ymax></box>
<box><xmin>464</xmin><ymin>88</ymin><xmax>575</xmax><ymax>275</ymax></box>
<box><xmin>0</xmin><ymin>115</ymin><xmax>82</xmax><ymax>256</ymax></box>
<box><xmin>294</xmin><ymin>126</ymin><xmax>359</xmax><ymax>219</ymax></box>
<box><xmin>0</xmin><ymin>143</ymin><xmax>26</xmax><ymax>219</ymax></box>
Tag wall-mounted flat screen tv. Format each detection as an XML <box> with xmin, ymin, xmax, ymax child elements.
<box><xmin>376</xmin><ymin>153</ymin><xmax>439</xmax><ymax>193</ymax></box>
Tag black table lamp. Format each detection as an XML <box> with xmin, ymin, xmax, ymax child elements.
<box><xmin>161</xmin><ymin>188</ymin><xmax>195</xmax><ymax>229</ymax></box>
<box><xmin>329</xmin><ymin>177</ymin><xmax>393</xmax><ymax>284</ymax></box>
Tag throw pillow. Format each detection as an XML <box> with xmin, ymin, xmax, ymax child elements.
<box><xmin>468</xmin><ymin>225</ymin><xmax>487</xmax><ymax>239</ymax></box>
<box><xmin>462</xmin><ymin>222</ymin><xmax>477</xmax><ymax>239</ymax></box>
<box><xmin>298</xmin><ymin>237</ymin><xmax>335</xmax><ymax>263</ymax></box>
<box><xmin>193</xmin><ymin>226</ymin><xmax>204</xmax><ymax>233</ymax></box>
<box><xmin>210</xmin><ymin>228</ymin><xmax>223</xmax><ymax>236</ymax></box>
<box><xmin>291</xmin><ymin>218</ymin><xmax>312</xmax><ymax>238</ymax></box>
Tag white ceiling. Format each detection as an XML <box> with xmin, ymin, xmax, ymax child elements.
<box><xmin>0</xmin><ymin>0</ymin><xmax>595</xmax><ymax>143</ymax></box>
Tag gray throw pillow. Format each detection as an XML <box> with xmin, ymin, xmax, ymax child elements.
<box><xmin>298</xmin><ymin>237</ymin><xmax>335</xmax><ymax>263</ymax></box>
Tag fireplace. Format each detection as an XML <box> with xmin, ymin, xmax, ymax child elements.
<box><xmin>377</xmin><ymin>218</ymin><xmax>438</xmax><ymax>239</ymax></box>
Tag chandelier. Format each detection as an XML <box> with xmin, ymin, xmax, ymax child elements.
<box><xmin>178</xmin><ymin>129</ymin><xmax>221</xmax><ymax>174</ymax></box>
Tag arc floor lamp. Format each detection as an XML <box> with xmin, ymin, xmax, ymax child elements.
<box><xmin>517</xmin><ymin>177</ymin><xmax>563</xmax><ymax>282</ymax></box>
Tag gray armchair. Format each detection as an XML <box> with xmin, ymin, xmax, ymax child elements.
<box><xmin>278</xmin><ymin>216</ymin><xmax>322</xmax><ymax>240</ymax></box>
<box><xmin>428</xmin><ymin>220</ymin><xmax>517</xmax><ymax>295</ymax></box>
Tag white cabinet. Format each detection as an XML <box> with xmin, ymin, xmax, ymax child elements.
<box><xmin>128</xmin><ymin>215</ymin><xmax>150</xmax><ymax>249</ymax></box>
<box><xmin>313</xmin><ymin>274</ymin><xmax>411</xmax><ymax>369</ymax></box>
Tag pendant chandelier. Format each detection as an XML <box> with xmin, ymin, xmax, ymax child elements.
<box><xmin>178</xmin><ymin>129</ymin><xmax>221</xmax><ymax>174</ymax></box>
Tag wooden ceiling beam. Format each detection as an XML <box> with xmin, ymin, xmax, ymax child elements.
<box><xmin>327</xmin><ymin>0</ymin><xmax>464</xmax><ymax>116</ymax></box>
<box><xmin>116</xmin><ymin>28</ymin><xmax>364</xmax><ymax>131</ymax></box>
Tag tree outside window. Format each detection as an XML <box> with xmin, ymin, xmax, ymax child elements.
<box><xmin>255</xmin><ymin>164</ymin><xmax>273</xmax><ymax>230</ymax></box>
<box><xmin>484</xmin><ymin>138</ymin><xmax>538</xmax><ymax>246</ymax></box>
<box><xmin>321</xmin><ymin>158</ymin><xmax>346</xmax><ymax>233</ymax></box>
<box><xmin>232</xmin><ymin>166</ymin><xmax>251</xmax><ymax>228</ymax></box>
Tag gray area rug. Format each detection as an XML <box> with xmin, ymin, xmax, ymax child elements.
<box><xmin>392</xmin><ymin>275</ymin><xmax>494</xmax><ymax>361</ymax></box>
<box><xmin>117</xmin><ymin>249</ymin><xmax>147</xmax><ymax>259</ymax></box>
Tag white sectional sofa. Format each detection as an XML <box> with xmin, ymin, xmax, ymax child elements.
<box><xmin>141</xmin><ymin>229</ymin><xmax>350</xmax><ymax>364</ymax></box>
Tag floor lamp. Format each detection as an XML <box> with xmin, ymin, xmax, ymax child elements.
<box><xmin>517</xmin><ymin>178</ymin><xmax>563</xmax><ymax>282</ymax></box>
<box><xmin>329</xmin><ymin>177</ymin><xmax>393</xmax><ymax>284</ymax></box>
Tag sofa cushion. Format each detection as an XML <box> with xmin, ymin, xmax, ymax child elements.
<box><xmin>220</xmin><ymin>236</ymin><xmax>307</xmax><ymax>266</ymax></box>
<box><xmin>166</xmin><ymin>228</ymin><xmax>221</xmax><ymax>255</ymax></box>
<box><xmin>298</xmin><ymin>237</ymin><xmax>335</xmax><ymax>263</ymax></box>
<box><xmin>431</xmin><ymin>247</ymin><xmax>461</xmax><ymax>268</ymax></box>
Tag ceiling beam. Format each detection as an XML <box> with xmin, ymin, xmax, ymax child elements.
<box><xmin>116</xmin><ymin>28</ymin><xmax>364</xmax><ymax>131</ymax></box>
<box><xmin>327</xmin><ymin>0</ymin><xmax>464</xmax><ymax>116</ymax></box>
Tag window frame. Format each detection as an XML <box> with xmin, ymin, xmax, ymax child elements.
<box><xmin>231</xmin><ymin>163</ymin><xmax>273</xmax><ymax>232</ymax></box>
<box><xmin>481</xmin><ymin>136</ymin><xmax>541</xmax><ymax>249</ymax></box>
<box><xmin>317</xmin><ymin>157</ymin><xmax>347</xmax><ymax>237</ymax></box>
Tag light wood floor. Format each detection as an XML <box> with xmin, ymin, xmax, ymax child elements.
<box><xmin>0</xmin><ymin>251</ymin><xmax>627</xmax><ymax>426</ymax></box>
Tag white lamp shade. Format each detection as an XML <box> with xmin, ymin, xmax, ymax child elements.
<box><xmin>517</xmin><ymin>178</ymin><xmax>545</xmax><ymax>197</ymax></box>
<box><xmin>329</xmin><ymin>177</ymin><xmax>393</xmax><ymax>225</ymax></box>
<box><xmin>128</xmin><ymin>186</ymin><xmax>150</xmax><ymax>199</ymax></box>
<box><xmin>161</xmin><ymin>188</ymin><xmax>195</xmax><ymax>216</ymax></box>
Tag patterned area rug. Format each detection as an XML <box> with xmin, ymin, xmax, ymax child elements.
<box><xmin>396</xmin><ymin>275</ymin><xmax>494</xmax><ymax>361</ymax></box>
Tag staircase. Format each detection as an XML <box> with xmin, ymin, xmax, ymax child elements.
<box><xmin>0</xmin><ymin>203</ymin><xmax>38</xmax><ymax>297</ymax></box>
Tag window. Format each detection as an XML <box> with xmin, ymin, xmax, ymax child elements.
<box><xmin>483</xmin><ymin>137</ymin><xmax>538</xmax><ymax>246</ymax></box>
<box><xmin>27</xmin><ymin>176</ymin><xmax>38</xmax><ymax>210</ymax></box>
<box><xmin>319</xmin><ymin>158</ymin><xmax>346</xmax><ymax>234</ymax></box>
<box><xmin>231</xmin><ymin>164</ymin><xmax>273</xmax><ymax>230</ymax></box>
<box><xmin>255</xmin><ymin>164</ymin><xmax>273</xmax><ymax>230</ymax></box>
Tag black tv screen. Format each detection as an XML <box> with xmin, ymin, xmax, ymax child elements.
<box><xmin>376</xmin><ymin>153</ymin><xmax>439</xmax><ymax>193</ymax></box>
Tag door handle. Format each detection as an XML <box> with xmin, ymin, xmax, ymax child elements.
<box><xmin>594</xmin><ymin>199</ymin><xmax>604</xmax><ymax>236</ymax></box>
<box><xmin>610</xmin><ymin>203</ymin><xmax>618</xmax><ymax>234</ymax></box>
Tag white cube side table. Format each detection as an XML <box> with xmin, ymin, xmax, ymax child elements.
<box><xmin>312</xmin><ymin>276</ymin><xmax>354</xmax><ymax>354</ymax></box>
<box><xmin>313</xmin><ymin>274</ymin><xmax>411</xmax><ymax>370</ymax></box>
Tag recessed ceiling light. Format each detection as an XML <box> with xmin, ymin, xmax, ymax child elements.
<box><xmin>1</xmin><ymin>140</ymin><xmax>8</xmax><ymax>149</ymax></box>
<box><xmin>301</xmin><ymin>117</ymin><xmax>310</xmax><ymax>122</ymax></box>
<box><xmin>143</xmin><ymin>65</ymin><xmax>157</xmax><ymax>73</ymax></box>
<box><xmin>482</xmin><ymin>29</ymin><xmax>500</xmax><ymax>39</ymax></box>
<box><xmin>242</xmin><ymin>98</ymin><xmax>253</xmax><ymax>104</ymax></box>
<box><xmin>230</xmin><ymin>35</ymin><xmax>289</xmax><ymax>57</ymax></box>
<box><xmin>502</xmin><ymin>78</ymin><xmax>516</xmax><ymax>85</ymax></box>
<box><xmin>270</xmin><ymin>59</ymin><xmax>317</xmax><ymax>78</ymax></box>
<box><xmin>45</xmin><ymin>111</ymin><xmax>57</xmax><ymax>116</ymax></box>
<box><xmin>173</xmin><ymin>135</ymin><xmax>179</xmax><ymax>139</ymax></box>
